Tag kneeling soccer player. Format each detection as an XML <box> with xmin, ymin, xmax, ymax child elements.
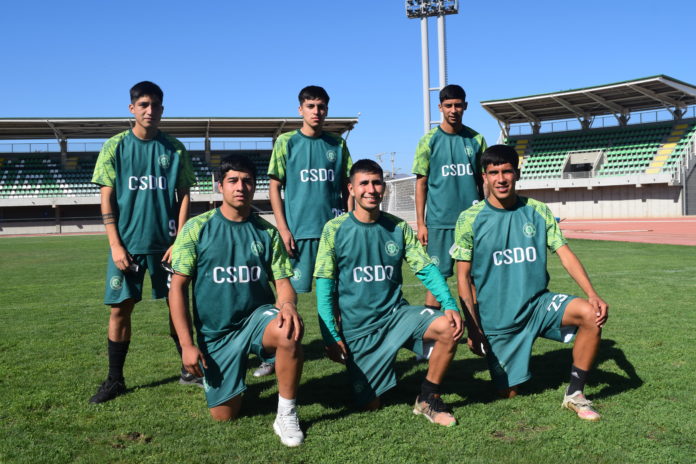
<box><xmin>452</xmin><ymin>144</ymin><xmax>609</xmax><ymax>421</ymax></box>
<box><xmin>168</xmin><ymin>154</ymin><xmax>305</xmax><ymax>446</ymax></box>
<box><xmin>314</xmin><ymin>159</ymin><xmax>463</xmax><ymax>426</ymax></box>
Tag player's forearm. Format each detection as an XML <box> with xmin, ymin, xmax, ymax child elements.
<box><xmin>269</xmin><ymin>178</ymin><xmax>291</xmax><ymax>233</ymax></box>
<box><xmin>275</xmin><ymin>278</ymin><xmax>297</xmax><ymax>308</ymax></box>
<box><xmin>415</xmin><ymin>176</ymin><xmax>427</xmax><ymax>226</ymax></box>
<box><xmin>558</xmin><ymin>246</ymin><xmax>600</xmax><ymax>298</ymax></box>
<box><xmin>415</xmin><ymin>264</ymin><xmax>458</xmax><ymax>310</ymax></box>
<box><xmin>316</xmin><ymin>278</ymin><xmax>342</xmax><ymax>344</ymax></box>
<box><xmin>100</xmin><ymin>186</ymin><xmax>123</xmax><ymax>248</ymax></box>
<box><xmin>169</xmin><ymin>275</ymin><xmax>195</xmax><ymax>347</ymax></box>
<box><xmin>176</xmin><ymin>189</ymin><xmax>191</xmax><ymax>234</ymax></box>
<box><xmin>456</xmin><ymin>262</ymin><xmax>482</xmax><ymax>331</ymax></box>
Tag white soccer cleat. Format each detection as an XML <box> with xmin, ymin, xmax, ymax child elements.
<box><xmin>273</xmin><ymin>408</ymin><xmax>304</xmax><ymax>447</ymax></box>
<box><xmin>253</xmin><ymin>362</ymin><xmax>275</xmax><ymax>377</ymax></box>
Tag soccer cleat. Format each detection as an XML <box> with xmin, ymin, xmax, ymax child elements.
<box><xmin>179</xmin><ymin>368</ymin><xmax>204</xmax><ymax>388</ymax></box>
<box><xmin>562</xmin><ymin>391</ymin><xmax>601</xmax><ymax>421</ymax></box>
<box><xmin>413</xmin><ymin>393</ymin><xmax>457</xmax><ymax>427</ymax></box>
<box><xmin>89</xmin><ymin>377</ymin><xmax>126</xmax><ymax>404</ymax></box>
<box><xmin>253</xmin><ymin>362</ymin><xmax>275</xmax><ymax>377</ymax></box>
<box><xmin>273</xmin><ymin>408</ymin><xmax>304</xmax><ymax>447</ymax></box>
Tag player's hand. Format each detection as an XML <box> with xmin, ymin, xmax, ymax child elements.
<box><xmin>277</xmin><ymin>302</ymin><xmax>303</xmax><ymax>341</ymax></box>
<box><xmin>417</xmin><ymin>224</ymin><xmax>428</xmax><ymax>247</ymax></box>
<box><xmin>326</xmin><ymin>340</ymin><xmax>349</xmax><ymax>364</ymax></box>
<box><xmin>588</xmin><ymin>294</ymin><xmax>608</xmax><ymax>328</ymax></box>
<box><xmin>111</xmin><ymin>244</ymin><xmax>131</xmax><ymax>271</ymax></box>
<box><xmin>162</xmin><ymin>245</ymin><xmax>174</xmax><ymax>264</ymax></box>
<box><xmin>279</xmin><ymin>228</ymin><xmax>296</xmax><ymax>258</ymax></box>
<box><xmin>444</xmin><ymin>309</ymin><xmax>464</xmax><ymax>341</ymax></box>
<box><xmin>182</xmin><ymin>344</ymin><xmax>207</xmax><ymax>378</ymax></box>
<box><xmin>467</xmin><ymin>327</ymin><xmax>488</xmax><ymax>357</ymax></box>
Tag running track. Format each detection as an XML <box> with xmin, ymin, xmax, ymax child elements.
<box><xmin>559</xmin><ymin>218</ymin><xmax>696</xmax><ymax>246</ymax></box>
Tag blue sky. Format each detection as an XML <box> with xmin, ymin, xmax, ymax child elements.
<box><xmin>1</xmin><ymin>1</ymin><xmax>694</xmax><ymax>174</ymax></box>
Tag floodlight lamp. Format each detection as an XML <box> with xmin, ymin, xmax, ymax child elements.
<box><xmin>405</xmin><ymin>0</ymin><xmax>459</xmax><ymax>18</ymax></box>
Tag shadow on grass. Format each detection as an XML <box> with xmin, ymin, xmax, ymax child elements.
<box><xmin>524</xmin><ymin>338</ymin><xmax>642</xmax><ymax>399</ymax></box>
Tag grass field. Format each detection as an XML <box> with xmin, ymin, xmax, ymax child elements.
<box><xmin>1</xmin><ymin>235</ymin><xmax>695</xmax><ymax>463</ymax></box>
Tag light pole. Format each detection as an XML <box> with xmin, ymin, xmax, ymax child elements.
<box><xmin>405</xmin><ymin>0</ymin><xmax>459</xmax><ymax>134</ymax></box>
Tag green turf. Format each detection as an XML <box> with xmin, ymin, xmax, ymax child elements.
<box><xmin>1</xmin><ymin>235</ymin><xmax>695</xmax><ymax>463</ymax></box>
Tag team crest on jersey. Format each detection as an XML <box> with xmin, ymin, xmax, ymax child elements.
<box><xmin>385</xmin><ymin>240</ymin><xmax>400</xmax><ymax>256</ymax></box>
<box><xmin>326</xmin><ymin>150</ymin><xmax>336</xmax><ymax>162</ymax></box>
<box><xmin>158</xmin><ymin>154</ymin><xmax>171</xmax><ymax>169</ymax></box>
<box><xmin>430</xmin><ymin>255</ymin><xmax>440</xmax><ymax>266</ymax></box>
<box><xmin>522</xmin><ymin>222</ymin><xmax>536</xmax><ymax>238</ymax></box>
<box><xmin>353</xmin><ymin>380</ymin><xmax>366</xmax><ymax>394</ymax></box>
<box><xmin>465</xmin><ymin>145</ymin><xmax>473</xmax><ymax>157</ymax></box>
<box><xmin>110</xmin><ymin>276</ymin><xmax>123</xmax><ymax>290</ymax></box>
<box><xmin>250</xmin><ymin>241</ymin><xmax>265</xmax><ymax>256</ymax></box>
<box><xmin>292</xmin><ymin>268</ymin><xmax>302</xmax><ymax>281</ymax></box>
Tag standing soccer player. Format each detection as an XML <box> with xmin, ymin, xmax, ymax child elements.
<box><xmin>412</xmin><ymin>84</ymin><xmax>487</xmax><ymax>310</ymax></box>
<box><xmin>89</xmin><ymin>81</ymin><xmax>198</xmax><ymax>404</ymax></box>
<box><xmin>259</xmin><ymin>85</ymin><xmax>352</xmax><ymax>377</ymax></box>
<box><xmin>314</xmin><ymin>159</ymin><xmax>462</xmax><ymax>426</ymax></box>
<box><xmin>452</xmin><ymin>144</ymin><xmax>608</xmax><ymax>421</ymax></box>
<box><xmin>169</xmin><ymin>154</ymin><xmax>305</xmax><ymax>447</ymax></box>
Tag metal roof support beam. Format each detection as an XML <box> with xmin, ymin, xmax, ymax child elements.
<box><xmin>46</xmin><ymin>120</ymin><xmax>69</xmax><ymax>167</ymax></box>
<box><xmin>582</xmin><ymin>92</ymin><xmax>630</xmax><ymax>126</ymax></box>
<box><xmin>495</xmin><ymin>119</ymin><xmax>509</xmax><ymax>139</ymax></box>
<box><xmin>628</xmin><ymin>84</ymin><xmax>685</xmax><ymax>119</ymax></box>
<box><xmin>204</xmin><ymin>120</ymin><xmax>211</xmax><ymax>164</ymax></box>
<box><xmin>551</xmin><ymin>96</ymin><xmax>593</xmax><ymax>130</ymax></box>
<box><xmin>509</xmin><ymin>102</ymin><xmax>540</xmax><ymax>126</ymax></box>
<box><xmin>273</xmin><ymin>120</ymin><xmax>287</xmax><ymax>142</ymax></box>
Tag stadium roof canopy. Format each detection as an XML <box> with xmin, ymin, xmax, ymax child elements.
<box><xmin>0</xmin><ymin>117</ymin><xmax>359</xmax><ymax>141</ymax></box>
<box><xmin>481</xmin><ymin>75</ymin><xmax>696</xmax><ymax>133</ymax></box>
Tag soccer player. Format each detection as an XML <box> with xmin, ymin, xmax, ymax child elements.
<box><xmin>260</xmin><ymin>85</ymin><xmax>352</xmax><ymax>377</ymax></box>
<box><xmin>314</xmin><ymin>159</ymin><xmax>462</xmax><ymax>426</ymax></box>
<box><xmin>89</xmin><ymin>81</ymin><xmax>198</xmax><ymax>404</ymax></box>
<box><xmin>412</xmin><ymin>84</ymin><xmax>487</xmax><ymax>311</ymax></box>
<box><xmin>168</xmin><ymin>154</ymin><xmax>305</xmax><ymax>447</ymax></box>
<box><xmin>451</xmin><ymin>144</ymin><xmax>609</xmax><ymax>421</ymax></box>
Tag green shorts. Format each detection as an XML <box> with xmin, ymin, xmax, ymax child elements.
<box><xmin>427</xmin><ymin>228</ymin><xmax>455</xmax><ymax>278</ymax></box>
<box><xmin>103</xmin><ymin>252</ymin><xmax>170</xmax><ymax>305</ymax></box>
<box><xmin>198</xmin><ymin>304</ymin><xmax>278</xmax><ymax>408</ymax></box>
<box><xmin>290</xmin><ymin>238</ymin><xmax>319</xmax><ymax>293</ymax></box>
<box><xmin>485</xmin><ymin>292</ymin><xmax>577</xmax><ymax>390</ymax></box>
<box><xmin>345</xmin><ymin>305</ymin><xmax>442</xmax><ymax>406</ymax></box>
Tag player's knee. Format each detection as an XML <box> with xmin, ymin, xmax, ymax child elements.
<box><xmin>429</xmin><ymin>317</ymin><xmax>457</xmax><ymax>345</ymax></box>
<box><xmin>209</xmin><ymin>408</ymin><xmax>237</xmax><ymax>422</ymax></box>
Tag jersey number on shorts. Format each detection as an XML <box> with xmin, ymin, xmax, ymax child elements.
<box><xmin>547</xmin><ymin>294</ymin><xmax>568</xmax><ymax>312</ymax></box>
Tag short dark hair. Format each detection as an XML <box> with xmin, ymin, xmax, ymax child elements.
<box><xmin>130</xmin><ymin>81</ymin><xmax>163</xmax><ymax>103</ymax></box>
<box><xmin>217</xmin><ymin>154</ymin><xmax>257</xmax><ymax>183</ymax></box>
<box><xmin>439</xmin><ymin>84</ymin><xmax>466</xmax><ymax>102</ymax></box>
<box><xmin>481</xmin><ymin>145</ymin><xmax>519</xmax><ymax>172</ymax></box>
<box><xmin>298</xmin><ymin>85</ymin><xmax>330</xmax><ymax>105</ymax></box>
<box><xmin>349</xmin><ymin>159</ymin><xmax>383</xmax><ymax>182</ymax></box>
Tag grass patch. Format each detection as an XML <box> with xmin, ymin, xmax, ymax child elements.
<box><xmin>1</xmin><ymin>236</ymin><xmax>695</xmax><ymax>463</ymax></box>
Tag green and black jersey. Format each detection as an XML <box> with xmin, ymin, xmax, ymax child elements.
<box><xmin>171</xmin><ymin>209</ymin><xmax>293</xmax><ymax>343</ymax></box>
<box><xmin>451</xmin><ymin>197</ymin><xmax>567</xmax><ymax>334</ymax></box>
<box><xmin>314</xmin><ymin>212</ymin><xmax>432</xmax><ymax>341</ymax></box>
<box><xmin>267</xmin><ymin>130</ymin><xmax>352</xmax><ymax>240</ymax></box>
<box><xmin>92</xmin><ymin>129</ymin><xmax>196</xmax><ymax>254</ymax></box>
<box><xmin>412</xmin><ymin>126</ymin><xmax>487</xmax><ymax>229</ymax></box>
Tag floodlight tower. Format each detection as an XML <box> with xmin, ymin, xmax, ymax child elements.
<box><xmin>405</xmin><ymin>0</ymin><xmax>459</xmax><ymax>134</ymax></box>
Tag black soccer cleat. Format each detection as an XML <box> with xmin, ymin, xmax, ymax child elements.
<box><xmin>89</xmin><ymin>377</ymin><xmax>126</xmax><ymax>404</ymax></box>
<box><xmin>179</xmin><ymin>368</ymin><xmax>204</xmax><ymax>388</ymax></box>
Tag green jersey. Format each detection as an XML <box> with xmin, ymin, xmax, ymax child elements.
<box><xmin>314</xmin><ymin>212</ymin><xmax>432</xmax><ymax>341</ymax></box>
<box><xmin>267</xmin><ymin>130</ymin><xmax>352</xmax><ymax>240</ymax></box>
<box><xmin>92</xmin><ymin>129</ymin><xmax>196</xmax><ymax>254</ymax></box>
<box><xmin>412</xmin><ymin>126</ymin><xmax>487</xmax><ymax>229</ymax></box>
<box><xmin>171</xmin><ymin>209</ymin><xmax>293</xmax><ymax>343</ymax></box>
<box><xmin>451</xmin><ymin>197</ymin><xmax>567</xmax><ymax>334</ymax></box>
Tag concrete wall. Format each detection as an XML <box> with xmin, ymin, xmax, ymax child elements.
<box><xmin>518</xmin><ymin>183</ymin><xmax>683</xmax><ymax>218</ymax></box>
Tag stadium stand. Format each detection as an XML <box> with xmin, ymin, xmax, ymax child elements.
<box><xmin>382</xmin><ymin>75</ymin><xmax>696</xmax><ymax>221</ymax></box>
<box><xmin>0</xmin><ymin>117</ymin><xmax>357</xmax><ymax>235</ymax></box>
<box><xmin>480</xmin><ymin>75</ymin><xmax>696</xmax><ymax>218</ymax></box>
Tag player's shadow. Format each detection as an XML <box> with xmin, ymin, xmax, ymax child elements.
<box><xmin>130</xmin><ymin>375</ymin><xmax>181</xmax><ymax>392</ymax></box>
<box><xmin>517</xmin><ymin>338</ymin><xmax>642</xmax><ymax>398</ymax></box>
